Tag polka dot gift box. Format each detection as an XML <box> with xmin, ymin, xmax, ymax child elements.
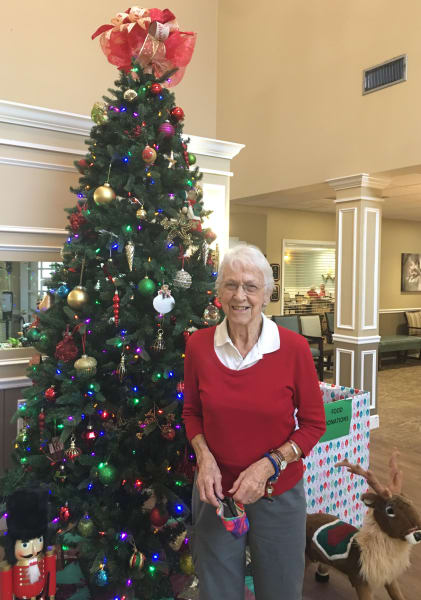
<box><xmin>303</xmin><ymin>383</ymin><xmax>370</xmax><ymax>526</ymax></box>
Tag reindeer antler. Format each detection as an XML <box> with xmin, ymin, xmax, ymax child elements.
<box><xmin>387</xmin><ymin>450</ymin><xmax>403</xmax><ymax>495</ymax></box>
<box><xmin>335</xmin><ymin>459</ymin><xmax>392</xmax><ymax>499</ymax></box>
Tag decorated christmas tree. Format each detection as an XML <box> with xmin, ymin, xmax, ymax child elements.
<box><xmin>1</xmin><ymin>7</ymin><xmax>220</xmax><ymax>599</ymax></box>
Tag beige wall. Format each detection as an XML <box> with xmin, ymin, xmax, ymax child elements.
<box><xmin>231</xmin><ymin>207</ymin><xmax>421</xmax><ymax>312</ymax></box>
<box><xmin>230</xmin><ymin>206</ymin><xmax>336</xmax><ymax>312</ymax></box>
<box><xmin>0</xmin><ymin>1</ymin><xmax>217</xmax><ymax>138</ymax></box>
<box><xmin>230</xmin><ymin>211</ymin><xmax>267</xmax><ymax>252</ymax></box>
<box><xmin>218</xmin><ymin>0</ymin><xmax>421</xmax><ymax>200</ymax></box>
<box><xmin>381</xmin><ymin>218</ymin><xmax>421</xmax><ymax>309</ymax></box>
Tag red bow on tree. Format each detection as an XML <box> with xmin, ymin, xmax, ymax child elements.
<box><xmin>92</xmin><ymin>6</ymin><xmax>196</xmax><ymax>86</ymax></box>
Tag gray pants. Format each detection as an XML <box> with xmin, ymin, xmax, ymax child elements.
<box><xmin>191</xmin><ymin>479</ymin><xmax>306</xmax><ymax>600</ymax></box>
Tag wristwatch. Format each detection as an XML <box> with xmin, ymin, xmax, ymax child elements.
<box><xmin>270</xmin><ymin>449</ymin><xmax>288</xmax><ymax>471</ymax></box>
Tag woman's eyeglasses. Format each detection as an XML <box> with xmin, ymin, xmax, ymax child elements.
<box><xmin>221</xmin><ymin>282</ymin><xmax>262</xmax><ymax>295</ymax></box>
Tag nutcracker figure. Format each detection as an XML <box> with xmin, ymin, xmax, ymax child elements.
<box><xmin>0</xmin><ymin>486</ymin><xmax>56</xmax><ymax>599</ymax></box>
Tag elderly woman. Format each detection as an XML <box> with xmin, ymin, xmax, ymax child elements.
<box><xmin>182</xmin><ymin>244</ymin><xmax>325</xmax><ymax>600</ymax></box>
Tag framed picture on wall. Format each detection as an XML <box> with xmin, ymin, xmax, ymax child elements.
<box><xmin>270</xmin><ymin>284</ymin><xmax>280</xmax><ymax>302</ymax></box>
<box><xmin>401</xmin><ymin>253</ymin><xmax>421</xmax><ymax>292</ymax></box>
<box><xmin>270</xmin><ymin>263</ymin><xmax>280</xmax><ymax>281</ymax></box>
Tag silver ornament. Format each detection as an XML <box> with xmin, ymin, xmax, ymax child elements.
<box><xmin>151</xmin><ymin>329</ymin><xmax>165</xmax><ymax>352</ymax></box>
<box><xmin>117</xmin><ymin>352</ymin><xmax>126</xmax><ymax>382</ymax></box>
<box><xmin>174</xmin><ymin>269</ymin><xmax>192</xmax><ymax>289</ymax></box>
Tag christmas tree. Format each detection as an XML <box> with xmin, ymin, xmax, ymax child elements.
<box><xmin>1</xmin><ymin>7</ymin><xmax>219</xmax><ymax>599</ymax></box>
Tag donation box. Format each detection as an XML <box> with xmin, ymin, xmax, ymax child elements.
<box><xmin>303</xmin><ymin>383</ymin><xmax>370</xmax><ymax>526</ymax></box>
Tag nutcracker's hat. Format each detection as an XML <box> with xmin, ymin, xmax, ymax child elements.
<box><xmin>6</xmin><ymin>485</ymin><xmax>49</xmax><ymax>540</ymax></box>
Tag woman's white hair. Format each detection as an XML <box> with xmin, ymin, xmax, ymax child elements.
<box><xmin>215</xmin><ymin>244</ymin><xmax>274</xmax><ymax>303</ymax></box>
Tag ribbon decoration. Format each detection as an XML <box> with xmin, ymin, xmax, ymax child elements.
<box><xmin>92</xmin><ymin>6</ymin><xmax>197</xmax><ymax>86</ymax></box>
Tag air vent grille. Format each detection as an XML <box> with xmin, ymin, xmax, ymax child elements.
<box><xmin>363</xmin><ymin>55</ymin><xmax>407</xmax><ymax>94</ymax></box>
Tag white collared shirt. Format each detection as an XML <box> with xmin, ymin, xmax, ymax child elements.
<box><xmin>214</xmin><ymin>313</ymin><xmax>280</xmax><ymax>370</ymax></box>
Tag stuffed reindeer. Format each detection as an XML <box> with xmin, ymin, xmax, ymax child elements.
<box><xmin>306</xmin><ymin>452</ymin><xmax>421</xmax><ymax>600</ymax></box>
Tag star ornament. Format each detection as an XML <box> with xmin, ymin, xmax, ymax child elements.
<box><xmin>161</xmin><ymin>215</ymin><xmax>193</xmax><ymax>245</ymax></box>
<box><xmin>164</xmin><ymin>151</ymin><xmax>177</xmax><ymax>169</ymax></box>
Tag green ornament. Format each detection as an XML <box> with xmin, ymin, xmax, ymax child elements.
<box><xmin>38</xmin><ymin>332</ymin><xmax>50</xmax><ymax>350</ymax></box>
<box><xmin>77</xmin><ymin>514</ymin><xmax>95</xmax><ymax>537</ymax></box>
<box><xmin>98</xmin><ymin>462</ymin><xmax>117</xmax><ymax>485</ymax></box>
<box><xmin>26</xmin><ymin>328</ymin><xmax>41</xmax><ymax>343</ymax></box>
<box><xmin>188</xmin><ymin>153</ymin><xmax>197</xmax><ymax>165</ymax></box>
<box><xmin>137</xmin><ymin>276</ymin><xmax>156</xmax><ymax>296</ymax></box>
<box><xmin>91</xmin><ymin>101</ymin><xmax>108</xmax><ymax>125</ymax></box>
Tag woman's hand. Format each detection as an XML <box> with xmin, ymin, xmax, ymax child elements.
<box><xmin>228</xmin><ymin>458</ymin><xmax>274</xmax><ymax>504</ymax></box>
<box><xmin>196</xmin><ymin>452</ymin><xmax>223</xmax><ymax>507</ymax></box>
<box><xmin>191</xmin><ymin>434</ymin><xmax>223</xmax><ymax>507</ymax></box>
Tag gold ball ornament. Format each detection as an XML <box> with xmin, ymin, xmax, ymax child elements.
<box><xmin>123</xmin><ymin>88</ymin><xmax>138</xmax><ymax>101</ymax></box>
<box><xmin>67</xmin><ymin>286</ymin><xmax>89</xmax><ymax>310</ymax></box>
<box><xmin>136</xmin><ymin>207</ymin><xmax>147</xmax><ymax>220</ymax></box>
<box><xmin>91</xmin><ymin>101</ymin><xmax>108</xmax><ymax>124</ymax></box>
<box><xmin>74</xmin><ymin>354</ymin><xmax>97</xmax><ymax>378</ymax></box>
<box><xmin>77</xmin><ymin>514</ymin><xmax>95</xmax><ymax>537</ymax></box>
<box><xmin>142</xmin><ymin>145</ymin><xmax>157</xmax><ymax>164</ymax></box>
<box><xmin>93</xmin><ymin>182</ymin><xmax>116</xmax><ymax>205</ymax></box>
<box><xmin>179</xmin><ymin>552</ymin><xmax>195</xmax><ymax>575</ymax></box>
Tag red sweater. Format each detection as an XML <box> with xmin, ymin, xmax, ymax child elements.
<box><xmin>183</xmin><ymin>326</ymin><xmax>326</xmax><ymax>496</ymax></box>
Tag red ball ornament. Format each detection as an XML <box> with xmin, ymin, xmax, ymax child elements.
<box><xmin>213</xmin><ymin>298</ymin><xmax>222</xmax><ymax>309</ymax></box>
<box><xmin>142</xmin><ymin>145</ymin><xmax>157</xmax><ymax>164</ymax></box>
<box><xmin>44</xmin><ymin>386</ymin><xmax>57</xmax><ymax>403</ymax></box>
<box><xmin>182</xmin><ymin>331</ymin><xmax>190</xmax><ymax>344</ymax></box>
<box><xmin>204</xmin><ymin>229</ymin><xmax>217</xmax><ymax>244</ymax></box>
<box><xmin>150</xmin><ymin>83</ymin><xmax>162</xmax><ymax>95</ymax></box>
<box><xmin>170</xmin><ymin>106</ymin><xmax>185</xmax><ymax>121</ymax></box>
<box><xmin>60</xmin><ymin>503</ymin><xmax>71</xmax><ymax>522</ymax></box>
<box><xmin>149</xmin><ymin>507</ymin><xmax>169</xmax><ymax>527</ymax></box>
<box><xmin>76</xmin><ymin>159</ymin><xmax>88</xmax><ymax>173</ymax></box>
<box><xmin>158</xmin><ymin>121</ymin><xmax>175</xmax><ymax>138</ymax></box>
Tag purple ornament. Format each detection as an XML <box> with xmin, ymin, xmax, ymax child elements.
<box><xmin>158</xmin><ymin>121</ymin><xmax>175</xmax><ymax>138</ymax></box>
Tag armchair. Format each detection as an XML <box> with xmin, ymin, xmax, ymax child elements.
<box><xmin>271</xmin><ymin>315</ymin><xmax>324</xmax><ymax>380</ymax></box>
<box><xmin>300</xmin><ymin>314</ymin><xmax>333</xmax><ymax>375</ymax></box>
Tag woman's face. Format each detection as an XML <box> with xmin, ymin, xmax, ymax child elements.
<box><xmin>219</xmin><ymin>263</ymin><xmax>267</xmax><ymax>329</ymax></box>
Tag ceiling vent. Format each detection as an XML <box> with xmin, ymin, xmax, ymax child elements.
<box><xmin>363</xmin><ymin>55</ymin><xmax>407</xmax><ymax>95</ymax></box>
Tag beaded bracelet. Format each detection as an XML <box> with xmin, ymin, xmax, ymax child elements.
<box><xmin>263</xmin><ymin>452</ymin><xmax>279</xmax><ymax>482</ymax></box>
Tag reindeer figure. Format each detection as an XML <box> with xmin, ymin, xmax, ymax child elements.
<box><xmin>306</xmin><ymin>452</ymin><xmax>421</xmax><ymax>600</ymax></box>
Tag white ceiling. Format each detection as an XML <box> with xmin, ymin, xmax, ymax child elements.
<box><xmin>232</xmin><ymin>166</ymin><xmax>421</xmax><ymax>222</ymax></box>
